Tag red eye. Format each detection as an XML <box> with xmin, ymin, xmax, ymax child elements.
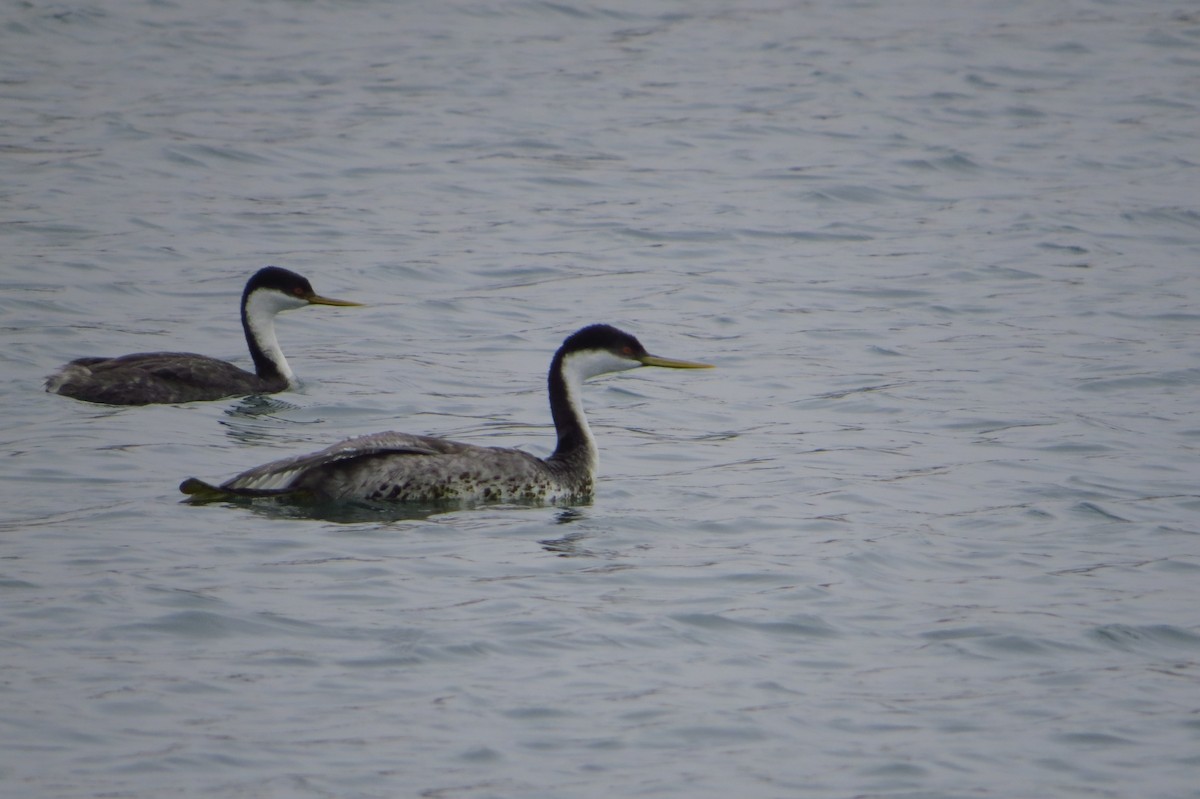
<box><xmin>293</xmin><ymin>287</ymin><xmax>305</xmax><ymax>296</ymax></box>
<box><xmin>622</xmin><ymin>346</ymin><xmax>633</xmax><ymax>355</ymax></box>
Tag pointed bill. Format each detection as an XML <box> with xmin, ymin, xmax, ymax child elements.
<box><xmin>306</xmin><ymin>293</ymin><xmax>363</xmax><ymax>307</ymax></box>
<box><xmin>638</xmin><ymin>353</ymin><xmax>714</xmax><ymax>369</ymax></box>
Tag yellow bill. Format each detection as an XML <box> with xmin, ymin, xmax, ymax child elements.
<box><xmin>306</xmin><ymin>293</ymin><xmax>363</xmax><ymax>307</ymax></box>
<box><xmin>638</xmin><ymin>353</ymin><xmax>714</xmax><ymax>369</ymax></box>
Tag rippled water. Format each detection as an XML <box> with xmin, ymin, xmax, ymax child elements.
<box><xmin>3</xmin><ymin>1</ymin><xmax>1199</xmax><ymax>797</ymax></box>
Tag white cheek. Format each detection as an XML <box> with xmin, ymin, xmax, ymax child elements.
<box><xmin>247</xmin><ymin>290</ymin><xmax>307</xmax><ymax>317</ymax></box>
<box><xmin>566</xmin><ymin>350</ymin><xmax>640</xmax><ymax>382</ymax></box>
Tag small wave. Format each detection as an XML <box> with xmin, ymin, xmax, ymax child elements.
<box><xmin>1077</xmin><ymin>370</ymin><xmax>1200</xmax><ymax>392</ymax></box>
<box><xmin>1089</xmin><ymin>624</ymin><xmax>1200</xmax><ymax>654</ymax></box>
<box><xmin>671</xmin><ymin>612</ymin><xmax>837</xmax><ymax>640</ymax></box>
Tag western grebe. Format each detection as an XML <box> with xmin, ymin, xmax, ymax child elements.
<box><xmin>180</xmin><ymin>324</ymin><xmax>712</xmax><ymax>505</ymax></box>
<box><xmin>46</xmin><ymin>266</ymin><xmax>361</xmax><ymax>405</ymax></box>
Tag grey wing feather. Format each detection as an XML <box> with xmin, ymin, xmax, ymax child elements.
<box><xmin>49</xmin><ymin>352</ymin><xmax>266</xmax><ymax>404</ymax></box>
<box><xmin>220</xmin><ymin>432</ymin><xmax>449</xmax><ymax>493</ymax></box>
<box><xmin>217</xmin><ymin>431</ymin><xmax>563</xmax><ymax>503</ymax></box>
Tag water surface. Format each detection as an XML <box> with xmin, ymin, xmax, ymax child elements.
<box><xmin>2</xmin><ymin>1</ymin><xmax>1199</xmax><ymax>797</ymax></box>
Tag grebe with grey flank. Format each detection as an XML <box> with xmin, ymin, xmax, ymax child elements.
<box><xmin>181</xmin><ymin>324</ymin><xmax>712</xmax><ymax>505</ymax></box>
<box><xmin>46</xmin><ymin>266</ymin><xmax>361</xmax><ymax>405</ymax></box>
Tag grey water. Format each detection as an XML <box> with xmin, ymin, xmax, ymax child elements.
<box><xmin>2</xmin><ymin>1</ymin><xmax>1199</xmax><ymax>796</ymax></box>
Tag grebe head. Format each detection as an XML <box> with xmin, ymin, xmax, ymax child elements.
<box><xmin>243</xmin><ymin>266</ymin><xmax>362</xmax><ymax>313</ymax></box>
<box><xmin>556</xmin><ymin>323</ymin><xmax>713</xmax><ymax>381</ymax></box>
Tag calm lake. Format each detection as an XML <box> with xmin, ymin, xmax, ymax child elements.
<box><xmin>2</xmin><ymin>1</ymin><xmax>1199</xmax><ymax>797</ymax></box>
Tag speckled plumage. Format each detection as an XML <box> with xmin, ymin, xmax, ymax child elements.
<box><xmin>181</xmin><ymin>324</ymin><xmax>712</xmax><ymax>507</ymax></box>
<box><xmin>46</xmin><ymin>266</ymin><xmax>358</xmax><ymax>406</ymax></box>
<box><xmin>203</xmin><ymin>431</ymin><xmax>594</xmax><ymax>504</ymax></box>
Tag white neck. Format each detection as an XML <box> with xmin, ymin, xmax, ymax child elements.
<box><xmin>244</xmin><ymin>289</ymin><xmax>308</xmax><ymax>385</ymax></box>
<box><xmin>557</xmin><ymin>349</ymin><xmax>641</xmax><ymax>474</ymax></box>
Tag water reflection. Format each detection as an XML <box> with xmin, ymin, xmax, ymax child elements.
<box><xmin>216</xmin><ymin>395</ymin><xmax>309</xmax><ymax>444</ymax></box>
<box><xmin>540</xmin><ymin>511</ymin><xmax>622</xmax><ymax>558</ymax></box>
<box><xmin>225</xmin><ymin>395</ymin><xmax>301</xmax><ymax>417</ymax></box>
<box><xmin>181</xmin><ymin>490</ymin><xmax>593</xmax><ymax>526</ymax></box>
<box><xmin>539</xmin><ymin>530</ymin><xmax>595</xmax><ymax>557</ymax></box>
